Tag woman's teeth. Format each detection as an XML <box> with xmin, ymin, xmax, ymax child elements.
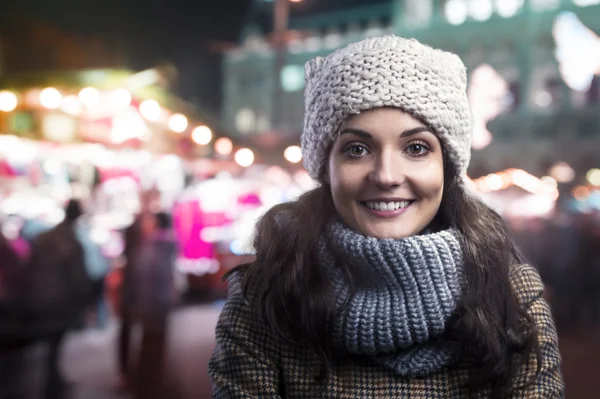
<box><xmin>364</xmin><ymin>201</ymin><xmax>411</xmax><ymax>211</ymax></box>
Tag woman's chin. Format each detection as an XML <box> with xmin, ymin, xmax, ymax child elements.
<box><xmin>357</xmin><ymin>224</ymin><xmax>414</xmax><ymax>240</ymax></box>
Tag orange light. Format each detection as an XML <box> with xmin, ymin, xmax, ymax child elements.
<box><xmin>284</xmin><ymin>145</ymin><xmax>302</xmax><ymax>164</ymax></box>
<box><xmin>572</xmin><ymin>186</ymin><xmax>590</xmax><ymax>201</ymax></box>
<box><xmin>214</xmin><ymin>138</ymin><xmax>233</xmax><ymax>155</ymax></box>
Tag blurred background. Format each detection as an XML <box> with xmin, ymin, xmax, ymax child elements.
<box><xmin>0</xmin><ymin>0</ymin><xmax>599</xmax><ymax>398</ymax></box>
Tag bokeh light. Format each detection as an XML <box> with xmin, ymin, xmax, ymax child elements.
<box><xmin>39</xmin><ymin>88</ymin><xmax>62</xmax><ymax>109</ymax></box>
<box><xmin>139</xmin><ymin>100</ymin><xmax>161</xmax><ymax>122</ymax></box>
<box><xmin>214</xmin><ymin>137</ymin><xmax>233</xmax><ymax>155</ymax></box>
<box><xmin>0</xmin><ymin>91</ymin><xmax>18</xmax><ymax>112</ymax></box>
<box><xmin>111</xmin><ymin>88</ymin><xmax>132</xmax><ymax>108</ymax></box>
<box><xmin>284</xmin><ymin>145</ymin><xmax>302</xmax><ymax>164</ymax></box>
<box><xmin>78</xmin><ymin>87</ymin><xmax>100</xmax><ymax>107</ymax></box>
<box><xmin>168</xmin><ymin>113</ymin><xmax>188</xmax><ymax>133</ymax></box>
<box><xmin>234</xmin><ymin>148</ymin><xmax>255</xmax><ymax>167</ymax></box>
<box><xmin>192</xmin><ymin>126</ymin><xmax>213</xmax><ymax>145</ymax></box>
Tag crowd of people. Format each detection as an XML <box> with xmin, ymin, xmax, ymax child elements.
<box><xmin>0</xmin><ymin>199</ymin><xmax>101</xmax><ymax>398</ymax></box>
<box><xmin>0</xmin><ymin>193</ymin><xmax>178</xmax><ymax>399</ymax></box>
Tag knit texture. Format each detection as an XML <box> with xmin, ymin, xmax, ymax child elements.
<box><xmin>210</xmin><ymin>264</ymin><xmax>564</xmax><ymax>398</ymax></box>
<box><xmin>321</xmin><ymin>221</ymin><xmax>464</xmax><ymax>377</ymax></box>
<box><xmin>301</xmin><ymin>36</ymin><xmax>473</xmax><ymax>183</ymax></box>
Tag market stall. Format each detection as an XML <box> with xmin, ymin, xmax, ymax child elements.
<box><xmin>172</xmin><ymin>166</ymin><xmax>315</xmax><ymax>298</ymax></box>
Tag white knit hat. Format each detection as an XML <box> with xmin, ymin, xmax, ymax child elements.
<box><xmin>301</xmin><ymin>36</ymin><xmax>473</xmax><ymax>183</ymax></box>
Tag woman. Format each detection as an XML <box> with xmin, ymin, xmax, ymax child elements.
<box><xmin>209</xmin><ymin>36</ymin><xmax>563</xmax><ymax>398</ymax></box>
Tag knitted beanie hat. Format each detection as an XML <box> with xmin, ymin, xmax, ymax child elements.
<box><xmin>301</xmin><ymin>36</ymin><xmax>473</xmax><ymax>183</ymax></box>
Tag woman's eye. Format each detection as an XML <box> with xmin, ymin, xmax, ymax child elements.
<box><xmin>405</xmin><ymin>143</ymin><xmax>430</xmax><ymax>156</ymax></box>
<box><xmin>344</xmin><ymin>144</ymin><xmax>370</xmax><ymax>158</ymax></box>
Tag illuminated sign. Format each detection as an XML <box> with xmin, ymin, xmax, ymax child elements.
<box><xmin>553</xmin><ymin>11</ymin><xmax>600</xmax><ymax>92</ymax></box>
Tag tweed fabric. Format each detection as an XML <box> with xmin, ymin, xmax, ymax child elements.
<box><xmin>301</xmin><ymin>36</ymin><xmax>473</xmax><ymax>182</ymax></box>
<box><xmin>321</xmin><ymin>222</ymin><xmax>463</xmax><ymax>377</ymax></box>
<box><xmin>209</xmin><ymin>263</ymin><xmax>563</xmax><ymax>398</ymax></box>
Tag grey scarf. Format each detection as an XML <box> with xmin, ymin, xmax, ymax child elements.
<box><xmin>320</xmin><ymin>221</ymin><xmax>465</xmax><ymax>377</ymax></box>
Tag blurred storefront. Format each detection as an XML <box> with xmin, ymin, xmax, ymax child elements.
<box><xmin>2</xmin><ymin>1</ymin><xmax>600</xmax><ymax>298</ymax></box>
<box><xmin>0</xmin><ymin>67</ymin><xmax>281</xmax><ymax>298</ymax></box>
<box><xmin>173</xmin><ymin>166</ymin><xmax>314</xmax><ymax>297</ymax></box>
<box><xmin>0</xmin><ymin>68</ymin><xmax>218</xmax><ymax>222</ymax></box>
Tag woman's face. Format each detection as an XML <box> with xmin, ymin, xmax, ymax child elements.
<box><xmin>327</xmin><ymin>108</ymin><xmax>445</xmax><ymax>239</ymax></box>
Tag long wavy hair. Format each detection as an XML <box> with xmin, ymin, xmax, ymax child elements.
<box><xmin>234</xmin><ymin>150</ymin><xmax>541</xmax><ymax>397</ymax></box>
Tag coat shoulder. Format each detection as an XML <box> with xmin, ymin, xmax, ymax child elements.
<box><xmin>214</xmin><ymin>266</ymin><xmax>277</xmax><ymax>350</ymax></box>
<box><xmin>509</xmin><ymin>263</ymin><xmax>544</xmax><ymax>306</ymax></box>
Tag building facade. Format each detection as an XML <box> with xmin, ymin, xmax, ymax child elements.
<box><xmin>223</xmin><ymin>0</ymin><xmax>600</xmax><ymax>179</ymax></box>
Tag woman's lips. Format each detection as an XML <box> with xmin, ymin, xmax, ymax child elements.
<box><xmin>360</xmin><ymin>200</ymin><xmax>415</xmax><ymax>218</ymax></box>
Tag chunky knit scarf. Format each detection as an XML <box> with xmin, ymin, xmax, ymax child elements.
<box><xmin>320</xmin><ymin>221</ymin><xmax>465</xmax><ymax>377</ymax></box>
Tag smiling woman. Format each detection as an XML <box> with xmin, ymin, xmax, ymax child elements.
<box><xmin>327</xmin><ymin>109</ymin><xmax>444</xmax><ymax>239</ymax></box>
<box><xmin>209</xmin><ymin>36</ymin><xmax>564</xmax><ymax>399</ymax></box>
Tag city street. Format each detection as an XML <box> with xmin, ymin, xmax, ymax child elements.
<box><xmin>8</xmin><ymin>303</ymin><xmax>600</xmax><ymax>399</ymax></box>
<box><xmin>7</xmin><ymin>303</ymin><xmax>223</xmax><ymax>399</ymax></box>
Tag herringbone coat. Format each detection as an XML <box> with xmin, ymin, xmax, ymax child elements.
<box><xmin>209</xmin><ymin>264</ymin><xmax>564</xmax><ymax>398</ymax></box>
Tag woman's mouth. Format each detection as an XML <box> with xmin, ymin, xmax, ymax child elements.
<box><xmin>360</xmin><ymin>200</ymin><xmax>415</xmax><ymax>217</ymax></box>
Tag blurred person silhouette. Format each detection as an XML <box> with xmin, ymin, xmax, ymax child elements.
<box><xmin>74</xmin><ymin>213</ymin><xmax>111</xmax><ymax>330</ymax></box>
<box><xmin>0</xmin><ymin>220</ymin><xmax>27</xmax><ymax>305</ymax></box>
<box><xmin>20</xmin><ymin>216</ymin><xmax>52</xmax><ymax>243</ymax></box>
<box><xmin>0</xmin><ymin>218</ymin><xmax>31</xmax><ymax>354</ymax></box>
<box><xmin>558</xmin><ymin>212</ymin><xmax>600</xmax><ymax>328</ymax></box>
<box><xmin>118</xmin><ymin>188</ymin><xmax>161</xmax><ymax>388</ymax></box>
<box><xmin>18</xmin><ymin>204</ymin><xmax>111</xmax><ymax>330</ymax></box>
<box><xmin>2</xmin><ymin>216</ymin><xmax>32</xmax><ymax>261</ymax></box>
<box><xmin>129</xmin><ymin>211</ymin><xmax>177</xmax><ymax>399</ymax></box>
<box><xmin>23</xmin><ymin>199</ymin><xmax>94</xmax><ymax>398</ymax></box>
<box><xmin>525</xmin><ymin>205</ymin><xmax>589</xmax><ymax>330</ymax></box>
<box><xmin>0</xmin><ymin>221</ymin><xmax>31</xmax><ymax>399</ymax></box>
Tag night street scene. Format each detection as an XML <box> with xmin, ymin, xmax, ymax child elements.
<box><xmin>1</xmin><ymin>0</ymin><xmax>600</xmax><ymax>398</ymax></box>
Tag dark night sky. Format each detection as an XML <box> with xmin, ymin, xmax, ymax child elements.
<box><xmin>1</xmin><ymin>0</ymin><xmax>385</xmax><ymax>115</ymax></box>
